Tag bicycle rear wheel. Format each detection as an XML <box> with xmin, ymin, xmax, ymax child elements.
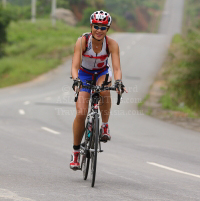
<box><xmin>82</xmin><ymin>152</ymin><xmax>90</xmax><ymax>180</ymax></box>
<box><xmin>91</xmin><ymin>113</ymin><xmax>99</xmax><ymax>187</ymax></box>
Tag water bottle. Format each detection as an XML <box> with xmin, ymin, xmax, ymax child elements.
<box><xmin>87</xmin><ymin>116</ymin><xmax>92</xmax><ymax>138</ymax></box>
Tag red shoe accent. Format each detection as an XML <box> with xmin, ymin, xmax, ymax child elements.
<box><xmin>70</xmin><ymin>151</ymin><xmax>80</xmax><ymax>170</ymax></box>
<box><xmin>103</xmin><ymin>124</ymin><xmax>108</xmax><ymax>134</ymax></box>
<box><xmin>101</xmin><ymin>124</ymin><xmax>111</xmax><ymax>141</ymax></box>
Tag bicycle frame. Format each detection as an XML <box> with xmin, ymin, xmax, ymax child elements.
<box><xmin>75</xmin><ymin>72</ymin><xmax>122</xmax><ymax>187</ymax></box>
<box><xmin>80</xmin><ymin>89</ymin><xmax>102</xmax><ymax>160</ymax></box>
<box><xmin>87</xmin><ymin>90</ymin><xmax>103</xmax><ymax>151</ymax></box>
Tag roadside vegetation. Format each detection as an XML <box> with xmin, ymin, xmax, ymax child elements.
<box><xmin>0</xmin><ymin>19</ymin><xmax>88</xmax><ymax>87</ymax></box>
<box><xmin>77</xmin><ymin>0</ymin><xmax>165</xmax><ymax>32</ymax></box>
<box><xmin>0</xmin><ymin>5</ymin><xmax>14</xmax><ymax>57</ymax></box>
<box><xmin>160</xmin><ymin>0</ymin><xmax>200</xmax><ymax>117</ymax></box>
<box><xmin>5</xmin><ymin>0</ymin><xmax>165</xmax><ymax>32</ymax></box>
<box><xmin>0</xmin><ymin>0</ymin><xmax>165</xmax><ymax>88</ymax></box>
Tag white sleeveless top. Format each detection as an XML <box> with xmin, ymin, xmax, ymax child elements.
<box><xmin>81</xmin><ymin>33</ymin><xmax>110</xmax><ymax>70</ymax></box>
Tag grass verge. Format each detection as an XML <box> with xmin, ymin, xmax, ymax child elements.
<box><xmin>158</xmin><ymin>0</ymin><xmax>200</xmax><ymax>117</ymax></box>
<box><xmin>159</xmin><ymin>32</ymin><xmax>200</xmax><ymax>117</ymax></box>
<box><xmin>0</xmin><ymin>19</ymin><xmax>89</xmax><ymax>88</ymax></box>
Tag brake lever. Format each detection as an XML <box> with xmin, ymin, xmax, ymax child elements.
<box><xmin>74</xmin><ymin>82</ymin><xmax>81</xmax><ymax>102</ymax></box>
<box><xmin>117</xmin><ymin>84</ymin><xmax>123</xmax><ymax>105</ymax></box>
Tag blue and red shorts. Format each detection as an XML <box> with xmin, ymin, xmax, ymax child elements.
<box><xmin>78</xmin><ymin>66</ymin><xmax>112</xmax><ymax>93</ymax></box>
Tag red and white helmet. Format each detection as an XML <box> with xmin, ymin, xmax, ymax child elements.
<box><xmin>90</xmin><ymin>10</ymin><xmax>112</xmax><ymax>27</ymax></box>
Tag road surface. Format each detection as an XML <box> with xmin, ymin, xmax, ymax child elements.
<box><xmin>0</xmin><ymin>0</ymin><xmax>199</xmax><ymax>200</ymax></box>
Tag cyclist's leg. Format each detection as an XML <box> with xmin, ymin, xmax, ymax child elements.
<box><xmin>73</xmin><ymin>68</ymin><xmax>92</xmax><ymax>147</ymax></box>
<box><xmin>96</xmin><ymin>68</ymin><xmax>112</xmax><ymax>124</ymax></box>
<box><xmin>73</xmin><ymin>92</ymin><xmax>90</xmax><ymax>147</ymax></box>
<box><xmin>96</xmin><ymin>68</ymin><xmax>112</xmax><ymax>141</ymax></box>
<box><xmin>70</xmin><ymin>69</ymin><xmax>91</xmax><ymax>170</ymax></box>
<box><xmin>96</xmin><ymin>75</ymin><xmax>111</xmax><ymax>123</ymax></box>
<box><xmin>71</xmin><ymin>92</ymin><xmax>89</xmax><ymax>170</ymax></box>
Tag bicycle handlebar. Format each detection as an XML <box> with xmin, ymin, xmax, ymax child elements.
<box><xmin>74</xmin><ymin>85</ymin><xmax>122</xmax><ymax>104</ymax></box>
<box><xmin>73</xmin><ymin>73</ymin><xmax>123</xmax><ymax>104</ymax></box>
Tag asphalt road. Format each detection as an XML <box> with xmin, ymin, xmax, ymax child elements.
<box><xmin>0</xmin><ymin>0</ymin><xmax>200</xmax><ymax>200</ymax></box>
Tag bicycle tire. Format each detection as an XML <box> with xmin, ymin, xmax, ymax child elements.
<box><xmin>91</xmin><ymin>113</ymin><xmax>99</xmax><ymax>187</ymax></box>
<box><xmin>82</xmin><ymin>153</ymin><xmax>90</xmax><ymax>180</ymax></box>
<box><xmin>82</xmin><ymin>128</ymin><xmax>90</xmax><ymax>180</ymax></box>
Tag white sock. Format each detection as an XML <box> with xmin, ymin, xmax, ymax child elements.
<box><xmin>73</xmin><ymin>149</ymin><xmax>80</xmax><ymax>153</ymax></box>
<box><xmin>102</xmin><ymin>122</ymin><xmax>108</xmax><ymax>127</ymax></box>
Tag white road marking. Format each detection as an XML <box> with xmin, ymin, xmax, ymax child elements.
<box><xmin>120</xmin><ymin>51</ymin><xmax>125</xmax><ymax>56</ymax></box>
<box><xmin>24</xmin><ymin>101</ymin><xmax>30</xmax><ymax>105</ymax></box>
<box><xmin>147</xmin><ymin>162</ymin><xmax>200</xmax><ymax>179</ymax></box>
<box><xmin>13</xmin><ymin>156</ymin><xmax>32</xmax><ymax>163</ymax></box>
<box><xmin>0</xmin><ymin>188</ymin><xmax>35</xmax><ymax>201</ymax></box>
<box><xmin>19</xmin><ymin>109</ymin><xmax>25</xmax><ymax>115</ymax></box>
<box><xmin>41</xmin><ymin>127</ymin><xmax>60</xmax><ymax>135</ymax></box>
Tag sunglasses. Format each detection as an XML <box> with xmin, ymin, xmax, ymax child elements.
<box><xmin>93</xmin><ymin>25</ymin><xmax>107</xmax><ymax>31</ymax></box>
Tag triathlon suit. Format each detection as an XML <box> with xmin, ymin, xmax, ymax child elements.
<box><xmin>78</xmin><ymin>33</ymin><xmax>112</xmax><ymax>93</ymax></box>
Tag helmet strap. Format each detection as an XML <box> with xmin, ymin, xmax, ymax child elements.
<box><xmin>92</xmin><ymin>35</ymin><xmax>102</xmax><ymax>42</ymax></box>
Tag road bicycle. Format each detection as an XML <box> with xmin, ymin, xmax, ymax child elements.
<box><xmin>73</xmin><ymin>72</ymin><xmax>122</xmax><ymax>187</ymax></box>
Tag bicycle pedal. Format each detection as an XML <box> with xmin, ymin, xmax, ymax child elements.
<box><xmin>99</xmin><ymin>150</ymin><xmax>104</xmax><ymax>152</ymax></box>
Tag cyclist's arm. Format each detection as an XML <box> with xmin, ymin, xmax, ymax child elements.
<box><xmin>71</xmin><ymin>37</ymin><xmax>86</xmax><ymax>79</ymax></box>
<box><xmin>108</xmin><ymin>37</ymin><xmax>122</xmax><ymax>80</ymax></box>
<box><xmin>108</xmin><ymin>37</ymin><xmax>128</xmax><ymax>93</ymax></box>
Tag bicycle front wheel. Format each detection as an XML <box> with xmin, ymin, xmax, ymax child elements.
<box><xmin>82</xmin><ymin>127</ymin><xmax>90</xmax><ymax>180</ymax></box>
<box><xmin>90</xmin><ymin>113</ymin><xmax>99</xmax><ymax>187</ymax></box>
<box><xmin>82</xmin><ymin>149</ymin><xmax>90</xmax><ymax>180</ymax></box>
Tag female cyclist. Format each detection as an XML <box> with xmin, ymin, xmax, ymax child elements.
<box><xmin>70</xmin><ymin>10</ymin><xmax>127</xmax><ymax>170</ymax></box>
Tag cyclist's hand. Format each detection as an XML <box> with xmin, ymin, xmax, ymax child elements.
<box><xmin>116</xmin><ymin>87</ymin><xmax>128</xmax><ymax>94</ymax></box>
<box><xmin>72</xmin><ymin>78</ymin><xmax>82</xmax><ymax>92</ymax></box>
<box><xmin>115</xmin><ymin>80</ymin><xmax>128</xmax><ymax>94</ymax></box>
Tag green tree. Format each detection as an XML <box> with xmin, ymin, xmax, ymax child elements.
<box><xmin>57</xmin><ymin>0</ymin><xmax>70</xmax><ymax>9</ymax></box>
<box><xmin>78</xmin><ymin>7</ymin><xmax>96</xmax><ymax>26</ymax></box>
<box><xmin>7</xmin><ymin>0</ymin><xmax>30</xmax><ymax>6</ymax></box>
<box><xmin>0</xmin><ymin>5</ymin><xmax>13</xmax><ymax>57</ymax></box>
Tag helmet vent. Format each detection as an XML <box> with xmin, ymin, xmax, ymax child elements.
<box><xmin>91</xmin><ymin>10</ymin><xmax>112</xmax><ymax>26</ymax></box>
